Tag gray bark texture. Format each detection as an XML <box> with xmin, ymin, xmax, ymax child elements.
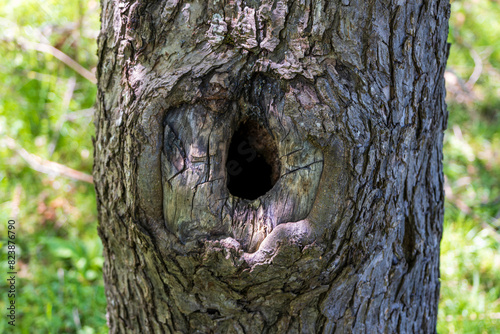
<box><xmin>93</xmin><ymin>0</ymin><xmax>450</xmax><ymax>332</ymax></box>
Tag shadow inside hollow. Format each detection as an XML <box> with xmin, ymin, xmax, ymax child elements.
<box><xmin>226</xmin><ymin>120</ymin><xmax>280</xmax><ymax>200</ymax></box>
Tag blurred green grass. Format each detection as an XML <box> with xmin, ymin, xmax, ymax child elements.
<box><xmin>0</xmin><ymin>0</ymin><xmax>106</xmax><ymax>333</ymax></box>
<box><xmin>439</xmin><ymin>0</ymin><xmax>500</xmax><ymax>332</ymax></box>
<box><xmin>0</xmin><ymin>0</ymin><xmax>499</xmax><ymax>333</ymax></box>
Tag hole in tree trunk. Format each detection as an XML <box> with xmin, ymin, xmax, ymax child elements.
<box><xmin>206</xmin><ymin>308</ymin><xmax>220</xmax><ymax>316</ymax></box>
<box><xmin>226</xmin><ymin>119</ymin><xmax>280</xmax><ymax>200</ymax></box>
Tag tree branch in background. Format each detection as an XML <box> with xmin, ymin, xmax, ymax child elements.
<box><xmin>20</xmin><ymin>39</ymin><xmax>97</xmax><ymax>84</ymax></box>
<box><xmin>4</xmin><ymin>136</ymin><xmax>93</xmax><ymax>184</ymax></box>
<box><xmin>466</xmin><ymin>47</ymin><xmax>483</xmax><ymax>90</ymax></box>
<box><xmin>65</xmin><ymin>108</ymin><xmax>94</xmax><ymax>122</ymax></box>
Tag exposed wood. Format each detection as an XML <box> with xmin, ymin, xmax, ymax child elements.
<box><xmin>93</xmin><ymin>0</ymin><xmax>450</xmax><ymax>332</ymax></box>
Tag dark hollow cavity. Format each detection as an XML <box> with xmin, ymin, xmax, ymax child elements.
<box><xmin>226</xmin><ymin>119</ymin><xmax>280</xmax><ymax>200</ymax></box>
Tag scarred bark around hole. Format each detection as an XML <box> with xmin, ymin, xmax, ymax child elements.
<box><xmin>93</xmin><ymin>0</ymin><xmax>450</xmax><ymax>332</ymax></box>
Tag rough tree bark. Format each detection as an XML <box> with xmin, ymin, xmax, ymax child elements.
<box><xmin>93</xmin><ymin>0</ymin><xmax>450</xmax><ymax>332</ymax></box>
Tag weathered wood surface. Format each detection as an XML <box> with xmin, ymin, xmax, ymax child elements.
<box><xmin>93</xmin><ymin>0</ymin><xmax>450</xmax><ymax>332</ymax></box>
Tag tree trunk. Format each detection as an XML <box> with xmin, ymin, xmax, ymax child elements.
<box><xmin>93</xmin><ymin>0</ymin><xmax>450</xmax><ymax>332</ymax></box>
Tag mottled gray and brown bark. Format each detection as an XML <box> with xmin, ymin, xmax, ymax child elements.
<box><xmin>94</xmin><ymin>0</ymin><xmax>450</xmax><ymax>332</ymax></box>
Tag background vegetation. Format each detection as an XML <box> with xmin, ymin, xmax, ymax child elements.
<box><xmin>0</xmin><ymin>0</ymin><xmax>499</xmax><ymax>332</ymax></box>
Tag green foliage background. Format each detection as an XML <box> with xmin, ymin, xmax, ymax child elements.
<box><xmin>0</xmin><ymin>0</ymin><xmax>499</xmax><ymax>333</ymax></box>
